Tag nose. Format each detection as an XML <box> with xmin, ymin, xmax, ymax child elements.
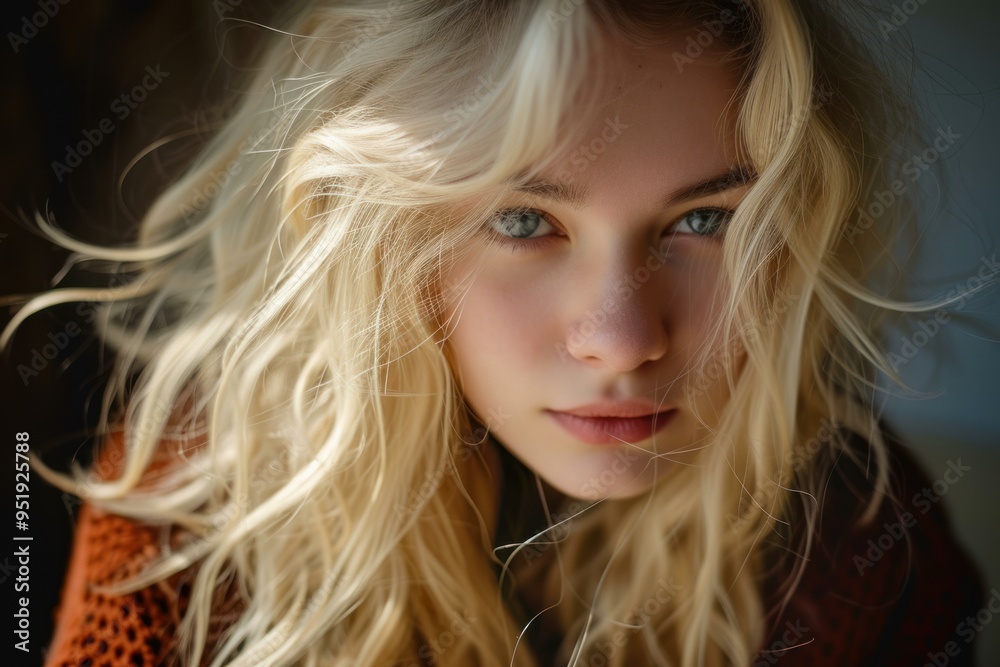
<box><xmin>561</xmin><ymin>247</ymin><xmax>671</xmax><ymax>372</ymax></box>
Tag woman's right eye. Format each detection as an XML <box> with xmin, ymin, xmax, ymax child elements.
<box><xmin>483</xmin><ymin>208</ymin><xmax>562</xmax><ymax>253</ymax></box>
<box><xmin>489</xmin><ymin>208</ymin><xmax>556</xmax><ymax>239</ymax></box>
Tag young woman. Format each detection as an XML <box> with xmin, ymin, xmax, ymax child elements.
<box><xmin>5</xmin><ymin>0</ymin><xmax>988</xmax><ymax>665</ymax></box>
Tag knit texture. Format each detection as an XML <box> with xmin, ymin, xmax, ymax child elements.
<box><xmin>43</xmin><ymin>431</ymin><xmax>243</xmax><ymax>667</ymax></box>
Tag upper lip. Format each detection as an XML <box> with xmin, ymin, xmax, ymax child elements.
<box><xmin>549</xmin><ymin>399</ymin><xmax>673</xmax><ymax>419</ymax></box>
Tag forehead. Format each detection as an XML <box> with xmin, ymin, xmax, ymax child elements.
<box><xmin>570</xmin><ymin>31</ymin><xmax>741</xmax><ymax>156</ymax></box>
<box><xmin>526</xmin><ymin>31</ymin><xmax>745</xmax><ymax>213</ymax></box>
<box><xmin>444</xmin><ymin>30</ymin><xmax>747</xmax><ymax>223</ymax></box>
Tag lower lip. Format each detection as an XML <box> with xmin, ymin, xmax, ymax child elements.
<box><xmin>546</xmin><ymin>409</ymin><xmax>677</xmax><ymax>445</ymax></box>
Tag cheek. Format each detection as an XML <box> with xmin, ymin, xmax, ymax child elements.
<box><xmin>450</xmin><ymin>270</ymin><xmax>552</xmax><ymax>353</ymax></box>
<box><xmin>668</xmin><ymin>253</ymin><xmax>729</xmax><ymax>336</ymax></box>
<box><xmin>675</xmin><ymin>261</ymin><xmax>737</xmax><ymax>405</ymax></box>
<box><xmin>442</xmin><ymin>271</ymin><xmax>552</xmax><ymax>397</ymax></box>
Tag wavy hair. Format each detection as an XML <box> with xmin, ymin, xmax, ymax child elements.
<box><xmin>3</xmin><ymin>0</ymin><xmax>985</xmax><ymax>665</ymax></box>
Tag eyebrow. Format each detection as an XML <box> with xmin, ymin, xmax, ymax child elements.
<box><xmin>509</xmin><ymin>164</ymin><xmax>756</xmax><ymax>211</ymax></box>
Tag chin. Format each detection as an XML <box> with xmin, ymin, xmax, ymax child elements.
<box><xmin>549</xmin><ymin>473</ymin><xmax>655</xmax><ymax>503</ymax></box>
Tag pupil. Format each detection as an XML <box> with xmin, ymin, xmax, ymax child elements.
<box><xmin>501</xmin><ymin>211</ymin><xmax>538</xmax><ymax>238</ymax></box>
<box><xmin>692</xmin><ymin>210</ymin><xmax>719</xmax><ymax>234</ymax></box>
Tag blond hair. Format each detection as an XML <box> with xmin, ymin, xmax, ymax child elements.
<box><xmin>3</xmin><ymin>1</ymin><xmax>983</xmax><ymax>665</ymax></box>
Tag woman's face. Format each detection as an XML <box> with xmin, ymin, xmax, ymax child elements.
<box><xmin>441</xmin><ymin>33</ymin><xmax>750</xmax><ymax>501</ymax></box>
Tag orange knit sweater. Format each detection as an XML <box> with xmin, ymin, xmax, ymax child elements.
<box><xmin>42</xmin><ymin>431</ymin><xmax>242</xmax><ymax>667</ymax></box>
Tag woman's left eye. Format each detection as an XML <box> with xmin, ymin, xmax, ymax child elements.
<box><xmin>672</xmin><ymin>207</ymin><xmax>734</xmax><ymax>236</ymax></box>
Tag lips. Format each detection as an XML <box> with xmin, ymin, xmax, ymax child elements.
<box><xmin>553</xmin><ymin>398</ymin><xmax>670</xmax><ymax>419</ymax></box>
<box><xmin>546</xmin><ymin>408</ymin><xmax>676</xmax><ymax>445</ymax></box>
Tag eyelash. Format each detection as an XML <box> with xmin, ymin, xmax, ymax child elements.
<box><xmin>482</xmin><ymin>206</ymin><xmax>736</xmax><ymax>255</ymax></box>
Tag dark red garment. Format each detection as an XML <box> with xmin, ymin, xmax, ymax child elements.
<box><xmin>753</xmin><ymin>425</ymin><xmax>985</xmax><ymax>666</ymax></box>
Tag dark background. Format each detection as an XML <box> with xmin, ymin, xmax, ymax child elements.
<box><xmin>0</xmin><ymin>1</ymin><xmax>282</xmax><ymax>663</ymax></box>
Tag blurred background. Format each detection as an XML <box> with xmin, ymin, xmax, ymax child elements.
<box><xmin>0</xmin><ymin>0</ymin><xmax>285</xmax><ymax>662</ymax></box>
<box><xmin>1</xmin><ymin>0</ymin><xmax>997</xmax><ymax>665</ymax></box>
<box><xmin>873</xmin><ymin>2</ymin><xmax>1000</xmax><ymax>665</ymax></box>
